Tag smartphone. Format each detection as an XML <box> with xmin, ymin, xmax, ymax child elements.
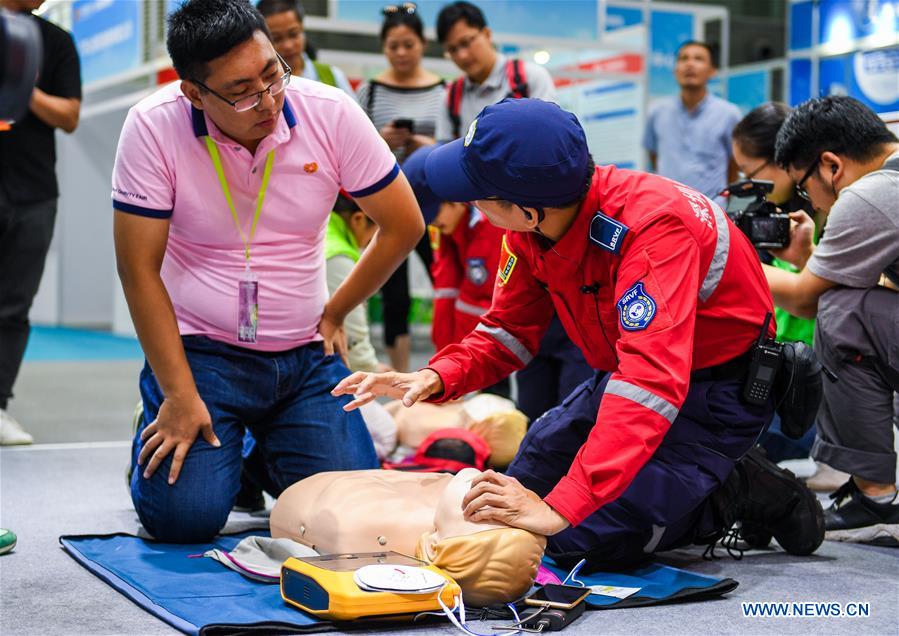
<box><xmin>524</xmin><ymin>584</ymin><xmax>591</xmax><ymax>610</ymax></box>
<box><xmin>392</xmin><ymin>118</ymin><xmax>415</xmax><ymax>133</ymax></box>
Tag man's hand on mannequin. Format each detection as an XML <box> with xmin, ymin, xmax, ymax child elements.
<box><xmin>331</xmin><ymin>368</ymin><xmax>444</xmax><ymax>409</ymax></box>
<box><xmin>461</xmin><ymin>471</ymin><xmax>570</xmax><ymax>536</ymax></box>
<box><xmin>138</xmin><ymin>393</ymin><xmax>220</xmax><ymax>485</ymax></box>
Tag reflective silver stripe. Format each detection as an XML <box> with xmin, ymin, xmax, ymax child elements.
<box><xmin>643</xmin><ymin>524</ymin><xmax>666</xmax><ymax>553</ymax></box>
<box><xmin>699</xmin><ymin>199</ymin><xmax>731</xmax><ymax>302</ymax></box>
<box><xmin>434</xmin><ymin>288</ymin><xmax>460</xmax><ymax>299</ymax></box>
<box><xmin>475</xmin><ymin>323</ymin><xmax>534</xmax><ymax>365</ymax></box>
<box><xmin>455</xmin><ymin>299</ymin><xmax>489</xmax><ymax>317</ymax></box>
<box><xmin>604</xmin><ymin>379</ymin><xmax>678</xmax><ymax>423</ymax></box>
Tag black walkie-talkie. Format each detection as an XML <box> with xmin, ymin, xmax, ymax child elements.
<box><xmin>743</xmin><ymin>312</ymin><xmax>783</xmax><ymax>405</ymax></box>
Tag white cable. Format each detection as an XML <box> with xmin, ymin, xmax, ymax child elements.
<box><xmin>436</xmin><ymin>587</ymin><xmax>509</xmax><ymax>636</ymax></box>
<box><xmin>506</xmin><ymin>602</ymin><xmax>522</xmax><ymax>635</ymax></box>
<box><xmin>561</xmin><ymin>558</ymin><xmax>587</xmax><ymax>587</ymax></box>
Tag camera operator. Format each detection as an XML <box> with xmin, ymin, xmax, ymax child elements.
<box><xmin>730</xmin><ymin>103</ymin><xmax>821</xmax><ymax>465</ymax></box>
<box><xmin>766</xmin><ymin>96</ymin><xmax>899</xmax><ymax>545</ymax></box>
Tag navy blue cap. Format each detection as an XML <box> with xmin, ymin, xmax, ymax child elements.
<box><xmin>402</xmin><ymin>144</ymin><xmax>442</xmax><ymax>225</ymax></box>
<box><xmin>425</xmin><ymin>98</ymin><xmax>590</xmax><ymax>207</ymax></box>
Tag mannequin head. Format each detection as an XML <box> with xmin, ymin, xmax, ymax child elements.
<box><xmin>390</xmin><ymin>395</ymin><xmax>528</xmax><ymax>467</ymax></box>
<box><xmin>416</xmin><ymin>468</ymin><xmax>546</xmax><ymax>605</ymax></box>
<box><xmin>416</xmin><ymin>529</ymin><xmax>545</xmax><ymax>606</ymax></box>
<box><xmin>467</xmin><ymin>411</ymin><xmax>527</xmax><ymax>469</ymax></box>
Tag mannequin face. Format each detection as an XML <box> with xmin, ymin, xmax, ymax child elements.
<box><xmin>431</xmin><ymin>468</ymin><xmax>504</xmax><ymax>543</ymax></box>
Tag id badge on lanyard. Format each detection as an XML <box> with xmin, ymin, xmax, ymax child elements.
<box><xmin>203</xmin><ymin>136</ymin><xmax>275</xmax><ymax>345</ymax></box>
<box><xmin>238</xmin><ymin>267</ymin><xmax>259</xmax><ymax>343</ymax></box>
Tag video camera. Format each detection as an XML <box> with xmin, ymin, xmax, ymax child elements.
<box><xmin>0</xmin><ymin>8</ymin><xmax>42</xmax><ymax>122</ymax></box>
<box><xmin>723</xmin><ymin>179</ymin><xmax>791</xmax><ymax>250</ymax></box>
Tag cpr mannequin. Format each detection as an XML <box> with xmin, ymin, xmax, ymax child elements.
<box><xmin>270</xmin><ymin>468</ymin><xmax>546</xmax><ymax>606</ymax></box>
<box><xmin>385</xmin><ymin>394</ymin><xmax>528</xmax><ymax>468</ymax></box>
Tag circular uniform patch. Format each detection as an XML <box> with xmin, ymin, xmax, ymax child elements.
<box><xmin>466</xmin><ymin>258</ymin><xmax>488</xmax><ymax>286</ymax></box>
<box><xmin>616</xmin><ymin>282</ymin><xmax>657</xmax><ymax>331</ymax></box>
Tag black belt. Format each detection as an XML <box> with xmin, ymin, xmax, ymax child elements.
<box><xmin>691</xmin><ymin>349</ymin><xmax>753</xmax><ymax>382</ymax></box>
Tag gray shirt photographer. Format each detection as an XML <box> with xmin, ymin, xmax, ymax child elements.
<box><xmin>807</xmin><ymin>150</ymin><xmax>899</xmax><ymax>288</ymax></box>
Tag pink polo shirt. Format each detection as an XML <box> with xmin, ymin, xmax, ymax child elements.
<box><xmin>111</xmin><ymin>79</ymin><xmax>398</xmax><ymax>351</ymax></box>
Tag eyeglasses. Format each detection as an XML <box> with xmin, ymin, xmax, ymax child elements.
<box><xmin>192</xmin><ymin>54</ymin><xmax>292</xmax><ymax>113</ymax></box>
<box><xmin>444</xmin><ymin>30</ymin><xmax>483</xmax><ymax>57</ymax></box>
<box><xmin>743</xmin><ymin>159</ymin><xmax>770</xmax><ymax>180</ymax></box>
<box><xmin>795</xmin><ymin>156</ymin><xmax>821</xmax><ymax>201</ymax></box>
<box><xmin>382</xmin><ymin>2</ymin><xmax>417</xmax><ymax>15</ymax></box>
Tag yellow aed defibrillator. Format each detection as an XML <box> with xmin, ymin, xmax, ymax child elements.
<box><xmin>280</xmin><ymin>552</ymin><xmax>461</xmax><ymax>621</ymax></box>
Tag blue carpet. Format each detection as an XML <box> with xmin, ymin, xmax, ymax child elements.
<box><xmin>25</xmin><ymin>326</ymin><xmax>143</xmax><ymax>362</ymax></box>
<box><xmin>60</xmin><ymin>531</ymin><xmax>737</xmax><ymax>635</ymax></box>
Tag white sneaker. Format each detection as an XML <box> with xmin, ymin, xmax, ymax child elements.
<box><xmin>0</xmin><ymin>408</ymin><xmax>33</xmax><ymax>445</ymax></box>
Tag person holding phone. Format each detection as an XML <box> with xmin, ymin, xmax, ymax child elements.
<box><xmin>356</xmin><ymin>3</ymin><xmax>444</xmax><ymax>372</ymax></box>
<box><xmin>356</xmin><ymin>3</ymin><xmax>444</xmax><ymax>162</ymax></box>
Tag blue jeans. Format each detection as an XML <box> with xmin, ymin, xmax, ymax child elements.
<box><xmin>759</xmin><ymin>412</ymin><xmax>816</xmax><ymax>463</ymax></box>
<box><xmin>130</xmin><ymin>336</ymin><xmax>378</xmax><ymax>543</ymax></box>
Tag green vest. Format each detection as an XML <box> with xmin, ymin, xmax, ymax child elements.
<box><xmin>325</xmin><ymin>212</ymin><xmax>360</xmax><ymax>263</ymax></box>
<box><xmin>772</xmin><ymin>257</ymin><xmax>815</xmax><ymax>345</ymax></box>
<box><xmin>771</xmin><ymin>219</ymin><xmax>822</xmax><ymax>346</ymax></box>
<box><xmin>313</xmin><ymin>61</ymin><xmax>337</xmax><ymax>88</ymax></box>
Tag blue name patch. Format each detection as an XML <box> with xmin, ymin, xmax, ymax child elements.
<box><xmin>589</xmin><ymin>211</ymin><xmax>629</xmax><ymax>255</ymax></box>
<box><xmin>617</xmin><ymin>282</ymin><xmax>656</xmax><ymax>331</ymax></box>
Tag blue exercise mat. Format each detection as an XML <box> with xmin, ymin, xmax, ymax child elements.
<box><xmin>60</xmin><ymin>532</ymin><xmax>737</xmax><ymax>635</ymax></box>
<box><xmin>541</xmin><ymin>557</ymin><xmax>738</xmax><ymax>609</ymax></box>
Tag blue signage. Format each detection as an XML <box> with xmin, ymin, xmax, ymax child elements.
<box><xmin>336</xmin><ymin>0</ymin><xmax>598</xmax><ymax>40</ymax></box>
<box><xmin>728</xmin><ymin>70</ymin><xmax>769</xmax><ymax>114</ymax></box>
<box><xmin>789</xmin><ymin>58</ymin><xmax>812</xmax><ymax>106</ymax></box>
<box><xmin>819</xmin><ymin>47</ymin><xmax>899</xmax><ymax>113</ymax></box>
<box><xmin>789</xmin><ymin>1</ymin><xmax>813</xmax><ymax>51</ymax></box>
<box><xmin>71</xmin><ymin>0</ymin><xmax>142</xmax><ymax>85</ymax></box>
<box><xmin>648</xmin><ymin>10</ymin><xmax>695</xmax><ymax>99</ymax></box>
<box><xmin>819</xmin><ymin>0</ymin><xmax>899</xmax><ymax>47</ymax></box>
<box><xmin>605</xmin><ymin>6</ymin><xmax>643</xmax><ymax>32</ymax></box>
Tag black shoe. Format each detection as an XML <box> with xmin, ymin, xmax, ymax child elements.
<box><xmin>233</xmin><ymin>483</ymin><xmax>266</xmax><ymax>513</ymax></box>
<box><xmin>736</xmin><ymin>522</ymin><xmax>773</xmax><ymax>550</ymax></box>
<box><xmin>824</xmin><ymin>479</ymin><xmax>899</xmax><ymax>546</ymax></box>
<box><xmin>711</xmin><ymin>447</ymin><xmax>824</xmax><ymax>557</ymax></box>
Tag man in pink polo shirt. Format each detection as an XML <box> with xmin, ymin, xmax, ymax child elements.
<box><xmin>112</xmin><ymin>0</ymin><xmax>423</xmax><ymax>543</ymax></box>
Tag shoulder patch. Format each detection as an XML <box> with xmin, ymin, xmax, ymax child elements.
<box><xmin>497</xmin><ymin>235</ymin><xmax>518</xmax><ymax>286</ymax></box>
<box><xmin>589</xmin><ymin>211</ymin><xmax>629</xmax><ymax>255</ymax></box>
<box><xmin>467</xmin><ymin>257</ymin><xmax>488</xmax><ymax>286</ymax></box>
<box><xmin>464</xmin><ymin>118</ymin><xmax>478</xmax><ymax>147</ymax></box>
<box><xmin>616</xmin><ymin>282</ymin><xmax>656</xmax><ymax>331</ymax></box>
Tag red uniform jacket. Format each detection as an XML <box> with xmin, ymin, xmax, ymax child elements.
<box><xmin>430</xmin><ymin>208</ymin><xmax>506</xmax><ymax>351</ymax></box>
<box><xmin>427</xmin><ymin>166</ymin><xmax>775</xmax><ymax>526</ymax></box>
